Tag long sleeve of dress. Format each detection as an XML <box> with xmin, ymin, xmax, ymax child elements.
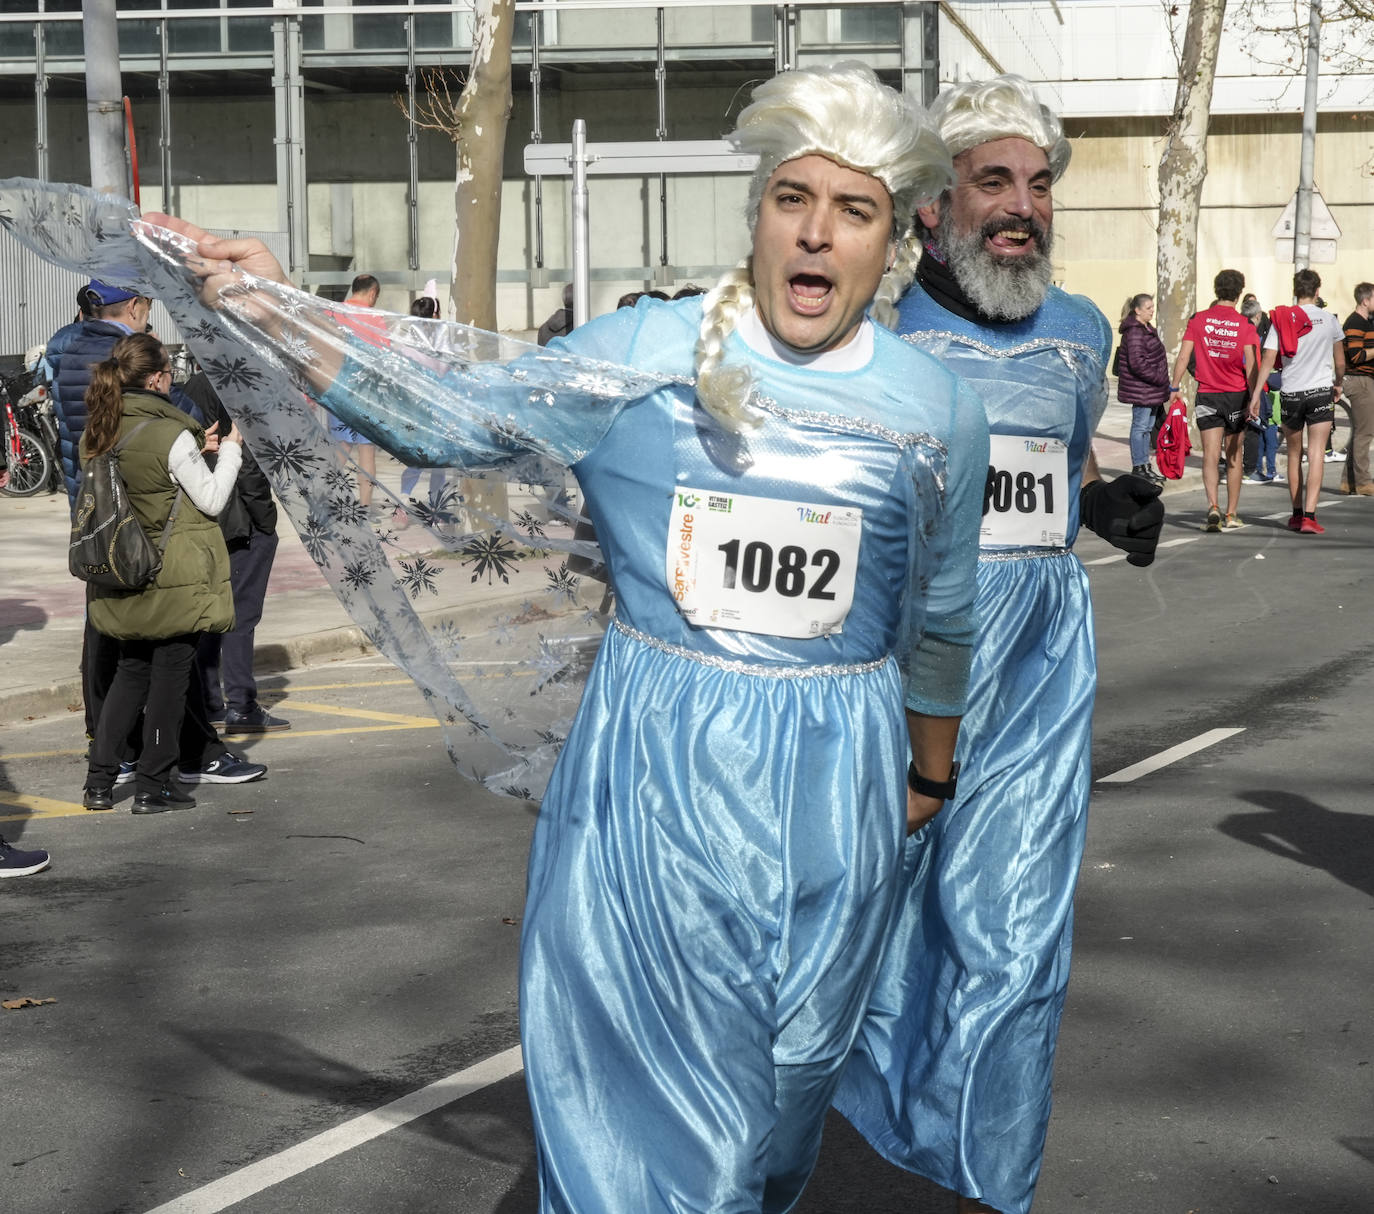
<box><xmin>902</xmin><ymin>378</ymin><xmax>986</xmax><ymax>717</ymax></box>
<box><xmin>315</xmin><ymin>305</ymin><xmax>677</xmax><ymax>473</ymax></box>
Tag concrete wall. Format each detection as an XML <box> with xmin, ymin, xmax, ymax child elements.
<box><xmin>1058</xmin><ymin>113</ymin><xmax>1374</xmax><ymax>336</ymax></box>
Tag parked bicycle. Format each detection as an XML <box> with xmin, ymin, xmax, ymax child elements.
<box><xmin>1</xmin><ymin>366</ymin><xmax>62</xmax><ymax>498</ymax></box>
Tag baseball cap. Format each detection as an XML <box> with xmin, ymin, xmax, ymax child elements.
<box><xmin>84</xmin><ymin>280</ymin><xmax>140</xmax><ymax>306</ymax></box>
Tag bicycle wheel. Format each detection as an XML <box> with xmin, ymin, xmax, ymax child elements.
<box><xmin>1</xmin><ymin>428</ymin><xmax>52</xmax><ymax>497</ymax></box>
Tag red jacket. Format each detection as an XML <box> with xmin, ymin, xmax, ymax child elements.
<box><xmin>1269</xmin><ymin>305</ymin><xmax>1313</xmax><ymax>361</ymax></box>
<box><xmin>1156</xmin><ymin>396</ymin><xmax>1192</xmax><ymax>479</ymax></box>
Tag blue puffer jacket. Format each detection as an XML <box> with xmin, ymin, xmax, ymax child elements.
<box><xmin>48</xmin><ymin>318</ymin><xmax>131</xmax><ymax>506</ymax></box>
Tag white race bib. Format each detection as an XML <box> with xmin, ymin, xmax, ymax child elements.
<box><xmin>666</xmin><ymin>487</ymin><xmax>862</xmax><ymax>638</ymax></box>
<box><xmin>980</xmin><ymin>434</ymin><xmax>1069</xmax><ymax>548</ymax></box>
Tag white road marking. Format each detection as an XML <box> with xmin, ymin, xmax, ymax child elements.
<box><xmin>1097</xmin><ymin>727</ymin><xmax>1245</xmax><ymax>784</ymax></box>
<box><xmin>142</xmin><ymin>1045</ymin><xmax>525</xmax><ymax>1214</ymax></box>
<box><xmin>1083</xmin><ymin>535</ymin><xmax>1200</xmax><ymax>566</ymax></box>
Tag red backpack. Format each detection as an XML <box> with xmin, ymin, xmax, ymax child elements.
<box><xmin>1156</xmin><ymin>395</ymin><xmax>1192</xmax><ymax>479</ymax></box>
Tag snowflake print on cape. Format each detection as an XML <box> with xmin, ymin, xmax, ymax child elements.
<box><xmin>0</xmin><ymin>176</ymin><xmax>689</xmax><ymax>803</ymax></box>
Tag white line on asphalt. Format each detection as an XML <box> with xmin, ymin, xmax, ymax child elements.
<box><xmin>1096</xmin><ymin>727</ymin><xmax>1245</xmax><ymax>784</ymax></box>
<box><xmin>1082</xmin><ymin>535</ymin><xmax>1200</xmax><ymax>566</ymax></box>
<box><xmin>141</xmin><ymin>1045</ymin><xmax>525</xmax><ymax>1214</ymax></box>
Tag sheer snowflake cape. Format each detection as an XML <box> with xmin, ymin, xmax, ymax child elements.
<box><xmin>1</xmin><ymin>177</ymin><xmax>684</xmax><ymax>800</ymax></box>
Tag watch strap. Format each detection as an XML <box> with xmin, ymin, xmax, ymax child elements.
<box><xmin>908</xmin><ymin>760</ymin><xmax>960</xmax><ymax>801</ymax></box>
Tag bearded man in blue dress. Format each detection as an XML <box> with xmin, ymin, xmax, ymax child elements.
<box><xmin>835</xmin><ymin>75</ymin><xmax>1165</xmax><ymax>1214</ymax></box>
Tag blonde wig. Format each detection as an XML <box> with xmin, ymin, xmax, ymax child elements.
<box><xmin>929</xmin><ymin>74</ymin><xmax>1071</xmax><ymax>183</ymax></box>
<box><xmin>878</xmin><ymin>73</ymin><xmax>1071</xmax><ymax>322</ymax></box>
<box><xmin>694</xmin><ymin>61</ymin><xmax>952</xmax><ymax>431</ymax></box>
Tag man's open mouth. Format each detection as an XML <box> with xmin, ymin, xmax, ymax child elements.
<box><xmin>982</xmin><ymin>218</ymin><xmax>1043</xmax><ymax>256</ymax></box>
<box><xmin>789</xmin><ymin>273</ymin><xmax>833</xmax><ymax>314</ymax></box>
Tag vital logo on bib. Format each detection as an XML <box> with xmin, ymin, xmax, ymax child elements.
<box><xmin>666</xmin><ymin>487</ymin><xmax>862</xmax><ymax>638</ymax></box>
<box><xmin>980</xmin><ymin>434</ymin><xmax>1069</xmax><ymax>548</ymax></box>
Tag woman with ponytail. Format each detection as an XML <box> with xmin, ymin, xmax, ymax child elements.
<box><xmin>80</xmin><ymin>332</ymin><xmax>242</xmax><ymax>815</ymax></box>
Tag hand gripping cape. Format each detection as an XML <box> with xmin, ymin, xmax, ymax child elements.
<box><xmin>1</xmin><ymin>178</ymin><xmax>683</xmax><ymax>800</ymax></box>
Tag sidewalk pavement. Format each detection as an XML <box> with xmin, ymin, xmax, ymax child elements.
<box><xmin>0</xmin><ymin>405</ymin><xmax>1204</xmax><ymax>729</ymax></box>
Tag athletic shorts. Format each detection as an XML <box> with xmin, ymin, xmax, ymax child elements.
<box><xmin>1195</xmin><ymin>391</ymin><xmax>1248</xmax><ymax>434</ymax></box>
<box><xmin>1280</xmin><ymin>386</ymin><xmax>1335</xmax><ymax>431</ymax></box>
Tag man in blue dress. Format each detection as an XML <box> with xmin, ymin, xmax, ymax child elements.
<box><xmin>81</xmin><ymin>62</ymin><xmax>991</xmax><ymax>1213</ymax></box>
<box><xmin>836</xmin><ymin>75</ymin><xmax>1165</xmax><ymax>1214</ymax></box>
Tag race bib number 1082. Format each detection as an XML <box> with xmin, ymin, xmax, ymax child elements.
<box><xmin>980</xmin><ymin>434</ymin><xmax>1069</xmax><ymax>548</ymax></box>
<box><xmin>666</xmin><ymin>487</ymin><xmax>862</xmax><ymax>639</ymax></box>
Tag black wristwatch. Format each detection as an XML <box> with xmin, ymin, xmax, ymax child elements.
<box><xmin>907</xmin><ymin>760</ymin><xmax>960</xmax><ymax>801</ymax></box>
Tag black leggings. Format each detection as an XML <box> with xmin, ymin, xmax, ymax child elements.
<box><xmin>87</xmin><ymin>634</ymin><xmax>197</xmax><ymax>796</ymax></box>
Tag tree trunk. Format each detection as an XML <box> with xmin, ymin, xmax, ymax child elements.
<box><xmin>451</xmin><ymin>0</ymin><xmax>514</xmax><ymax>330</ymax></box>
<box><xmin>1156</xmin><ymin>0</ymin><xmax>1226</xmax><ymax>367</ymax></box>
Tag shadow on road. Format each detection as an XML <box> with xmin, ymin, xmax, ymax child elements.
<box><xmin>1219</xmin><ymin>790</ymin><xmax>1374</xmax><ymax>898</ymax></box>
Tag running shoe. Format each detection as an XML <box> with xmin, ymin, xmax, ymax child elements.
<box><xmin>1204</xmin><ymin>507</ymin><xmax>1222</xmax><ymax>532</ymax></box>
<box><xmin>1299</xmin><ymin>516</ymin><xmax>1326</xmax><ymax>534</ymax></box>
<box><xmin>0</xmin><ymin>836</ymin><xmax>50</xmax><ymax>877</ymax></box>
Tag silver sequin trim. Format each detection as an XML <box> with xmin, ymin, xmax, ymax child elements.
<box><xmin>978</xmin><ymin>546</ymin><xmax>1072</xmax><ymax>563</ymax></box>
<box><xmin>746</xmin><ymin>392</ymin><xmax>947</xmax><ymax>456</ymax></box>
<box><xmin>902</xmin><ymin>331</ymin><xmax>1100</xmax><ymax>361</ymax></box>
<box><xmin>612</xmin><ymin>619</ymin><xmax>890</xmax><ymax>679</ymax></box>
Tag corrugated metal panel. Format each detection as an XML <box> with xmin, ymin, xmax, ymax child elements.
<box><xmin>1</xmin><ymin>227</ymin><xmax>292</xmax><ymax>361</ymax></box>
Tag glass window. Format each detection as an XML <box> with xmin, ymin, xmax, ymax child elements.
<box><xmin>227</xmin><ymin>0</ymin><xmax>273</xmax><ymax>53</ymax></box>
<box><xmin>353</xmin><ymin>0</ymin><xmax>406</xmax><ymax>50</ymax></box>
<box><xmin>167</xmin><ymin>0</ymin><xmax>222</xmax><ymax>56</ymax></box>
<box><xmin>37</xmin><ymin>0</ymin><xmax>83</xmax><ymax>59</ymax></box>
<box><xmin>839</xmin><ymin>5</ymin><xmax>901</xmax><ymax>44</ymax></box>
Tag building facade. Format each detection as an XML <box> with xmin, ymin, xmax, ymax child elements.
<box><xmin>1</xmin><ymin>1</ymin><xmax>1371</xmax><ymax>349</ymax></box>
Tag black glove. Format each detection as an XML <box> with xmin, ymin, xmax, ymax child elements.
<box><xmin>1080</xmin><ymin>474</ymin><xmax>1164</xmax><ymax>568</ymax></box>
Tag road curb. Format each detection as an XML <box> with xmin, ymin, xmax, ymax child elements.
<box><xmin>0</xmin><ymin>587</ymin><xmax>548</xmax><ymax>728</ymax></box>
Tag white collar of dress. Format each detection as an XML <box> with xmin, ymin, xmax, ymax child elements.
<box><xmin>736</xmin><ymin>307</ymin><xmax>874</xmax><ymax>373</ymax></box>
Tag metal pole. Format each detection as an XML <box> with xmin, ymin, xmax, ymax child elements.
<box><xmin>273</xmin><ymin>18</ymin><xmax>292</xmax><ymax>263</ymax></box>
<box><xmin>571</xmin><ymin>119</ymin><xmax>590</xmax><ymax>327</ymax></box>
<box><xmin>531</xmin><ymin>13</ymin><xmax>545</xmax><ymax>275</ymax></box>
<box><xmin>1294</xmin><ymin>0</ymin><xmax>1321</xmax><ymax>273</ymax></box>
<box><xmin>159</xmin><ymin>19</ymin><xmax>173</xmax><ymax>214</ymax></box>
<box><xmin>33</xmin><ymin>20</ymin><xmax>49</xmax><ymax>182</ymax></box>
<box><xmin>920</xmin><ymin>1</ymin><xmax>939</xmax><ymax>106</ymax></box>
<box><xmin>83</xmin><ymin>0</ymin><xmax>127</xmax><ymax>197</ymax></box>
<box><xmin>656</xmin><ymin>8</ymin><xmax>669</xmax><ymax>274</ymax></box>
<box><xmin>405</xmin><ymin>15</ymin><xmax>420</xmax><ymax>273</ymax></box>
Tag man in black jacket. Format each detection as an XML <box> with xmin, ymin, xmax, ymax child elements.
<box><xmin>180</xmin><ymin>370</ymin><xmax>290</xmax><ymax>735</ymax></box>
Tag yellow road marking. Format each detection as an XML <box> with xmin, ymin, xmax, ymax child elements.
<box><xmin>270</xmin><ymin>700</ymin><xmax>435</xmax><ymax>727</ymax></box>
<box><xmin>0</xmin><ymin>791</ymin><xmax>89</xmax><ymax>822</ymax></box>
<box><xmin>261</xmin><ymin>678</ymin><xmax>412</xmax><ymax>692</ymax></box>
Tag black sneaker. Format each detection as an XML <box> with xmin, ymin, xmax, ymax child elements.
<box><xmin>223</xmin><ymin>706</ymin><xmax>290</xmax><ymax>733</ymax></box>
<box><xmin>83</xmin><ymin>786</ymin><xmax>115</xmax><ymax>812</ymax></box>
<box><xmin>0</xmin><ymin>836</ymin><xmax>50</xmax><ymax>877</ymax></box>
<box><xmin>180</xmin><ymin>753</ymin><xmax>267</xmax><ymax>785</ymax></box>
<box><xmin>132</xmin><ymin>786</ymin><xmax>196</xmax><ymax>814</ymax></box>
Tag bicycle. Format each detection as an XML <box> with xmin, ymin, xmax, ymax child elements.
<box><xmin>1</xmin><ymin>367</ymin><xmax>62</xmax><ymax>498</ymax></box>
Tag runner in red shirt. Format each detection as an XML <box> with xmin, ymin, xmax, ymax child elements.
<box><xmin>1169</xmin><ymin>268</ymin><xmax>1260</xmax><ymax>531</ymax></box>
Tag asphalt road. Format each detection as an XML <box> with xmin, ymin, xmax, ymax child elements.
<box><xmin>3</xmin><ymin>480</ymin><xmax>1372</xmax><ymax>1214</ymax></box>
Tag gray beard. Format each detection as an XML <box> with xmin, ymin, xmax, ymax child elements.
<box><xmin>937</xmin><ymin>209</ymin><xmax>1054</xmax><ymax>322</ymax></box>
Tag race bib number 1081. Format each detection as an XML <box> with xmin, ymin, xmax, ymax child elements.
<box><xmin>980</xmin><ymin>434</ymin><xmax>1069</xmax><ymax>548</ymax></box>
<box><xmin>666</xmin><ymin>487</ymin><xmax>862</xmax><ymax>639</ymax></box>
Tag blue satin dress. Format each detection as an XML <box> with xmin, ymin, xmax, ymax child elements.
<box><xmin>508</xmin><ymin>300</ymin><xmax>986</xmax><ymax>1213</ymax></box>
<box><xmin>834</xmin><ymin>285</ymin><xmax>1111</xmax><ymax>1214</ymax></box>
